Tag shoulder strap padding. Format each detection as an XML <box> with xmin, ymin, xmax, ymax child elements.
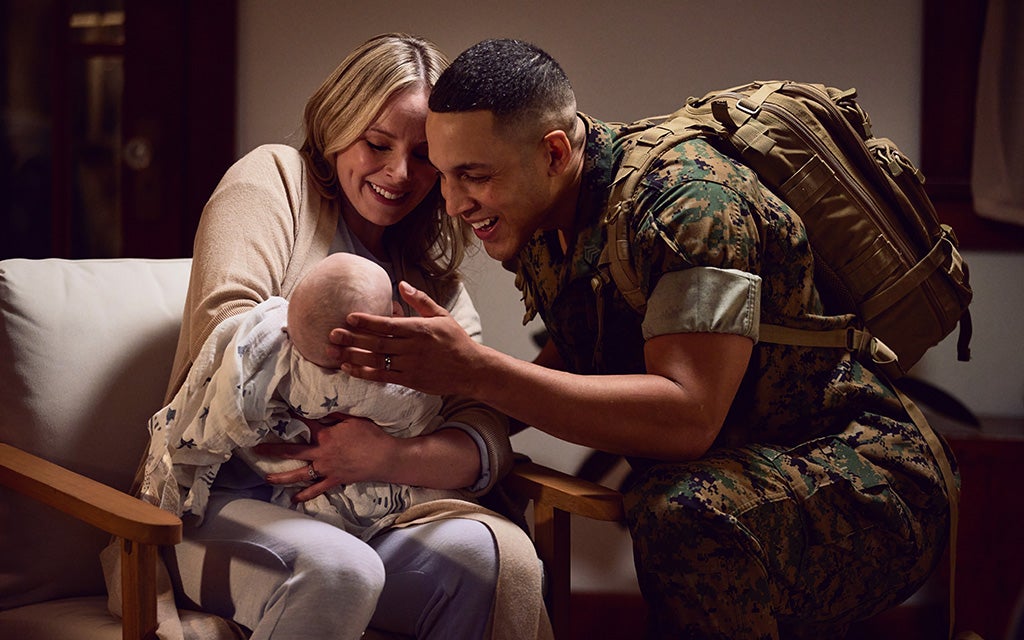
<box><xmin>599</xmin><ymin>118</ymin><xmax>711</xmax><ymax>315</ymax></box>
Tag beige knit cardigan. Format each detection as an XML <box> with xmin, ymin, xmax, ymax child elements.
<box><xmin>108</xmin><ymin>144</ymin><xmax>550</xmax><ymax>639</ymax></box>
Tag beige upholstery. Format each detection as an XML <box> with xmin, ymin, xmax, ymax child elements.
<box><xmin>0</xmin><ymin>258</ymin><xmax>228</xmax><ymax>639</ymax></box>
<box><xmin>0</xmin><ymin>597</ymin><xmax>249</xmax><ymax>640</ymax></box>
<box><xmin>0</xmin><ymin>257</ymin><xmax>624</xmax><ymax>640</ymax></box>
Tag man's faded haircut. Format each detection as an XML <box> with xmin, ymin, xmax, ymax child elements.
<box><xmin>429</xmin><ymin>38</ymin><xmax>577</xmax><ymax>138</ymax></box>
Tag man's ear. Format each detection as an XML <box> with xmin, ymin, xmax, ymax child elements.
<box><xmin>542</xmin><ymin>129</ymin><xmax>574</xmax><ymax>176</ymax></box>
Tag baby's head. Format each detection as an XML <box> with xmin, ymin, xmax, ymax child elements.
<box><xmin>287</xmin><ymin>253</ymin><xmax>392</xmax><ymax>368</ymax></box>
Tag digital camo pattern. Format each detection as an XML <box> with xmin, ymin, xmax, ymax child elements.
<box><xmin>509</xmin><ymin>113</ymin><xmax>956</xmax><ymax>638</ymax></box>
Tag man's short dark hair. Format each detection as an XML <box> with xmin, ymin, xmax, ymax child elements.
<box><xmin>429</xmin><ymin>39</ymin><xmax>577</xmax><ymax>136</ymax></box>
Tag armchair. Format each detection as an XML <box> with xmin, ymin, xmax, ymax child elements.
<box><xmin>0</xmin><ymin>257</ymin><xmax>625</xmax><ymax>640</ymax></box>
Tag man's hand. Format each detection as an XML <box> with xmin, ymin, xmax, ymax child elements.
<box><xmin>328</xmin><ymin>281</ymin><xmax>484</xmax><ymax>397</ymax></box>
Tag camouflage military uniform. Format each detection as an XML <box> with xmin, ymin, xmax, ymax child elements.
<box><xmin>508</xmin><ymin>114</ymin><xmax>957</xmax><ymax>639</ymax></box>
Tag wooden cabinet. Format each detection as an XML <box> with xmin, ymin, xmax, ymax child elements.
<box><xmin>921</xmin><ymin>0</ymin><xmax>1024</xmax><ymax>251</ymax></box>
<box><xmin>943</xmin><ymin>417</ymin><xmax>1024</xmax><ymax>639</ymax></box>
<box><xmin>1</xmin><ymin>0</ymin><xmax>236</xmax><ymax>259</ymax></box>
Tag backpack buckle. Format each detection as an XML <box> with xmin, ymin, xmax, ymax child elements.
<box><xmin>736</xmin><ymin>98</ymin><xmax>760</xmax><ymax>116</ymax></box>
<box><xmin>869</xmin><ymin>337</ymin><xmax>898</xmax><ymax>365</ymax></box>
<box><xmin>845</xmin><ymin>328</ymin><xmax>898</xmax><ymax>366</ymax></box>
<box><xmin>845</xmin><ymin>327</ymin><xmax>860</xmax><ymax>352</ymax></box>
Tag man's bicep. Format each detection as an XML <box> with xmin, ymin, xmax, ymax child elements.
<box><xmin>643</xmin><ymin>331</ymin><xmax>753</xmax><ymax>428</ymax></box>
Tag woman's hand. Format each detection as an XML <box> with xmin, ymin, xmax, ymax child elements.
<box><xmin>257</xmin><ymin>412</ymin><xmax>398</xmax><ymax>503</ymax></box>
<box><xmin>329</xmin><ymin>281</ymin><xmax>485</xmax><ymax>396</ymax></box>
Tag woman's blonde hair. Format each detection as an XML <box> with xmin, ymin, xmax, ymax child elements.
<box><xmin>300</xmin><ymin>33</ymin><xmax>470</xmax><ymax>279</ymax></box>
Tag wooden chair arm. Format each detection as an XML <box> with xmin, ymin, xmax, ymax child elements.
<box><xmin>504</xmin><ymin>458</ymin><xmax>625</xmax><ymax>638</ymax></box>
<box><xmin>0</xmin><ymin>441</ymin><xmax>182</xmax><ymax>640</ymax></box>
<box><xmin>504</xmin><ymin>459</ymin><xmax>624</xmax><ymax>522</ymax></box>
<box><xmin>0</xmin><ymin>442</ymin><xmax>181</xmax><ymax>545</ymax></box>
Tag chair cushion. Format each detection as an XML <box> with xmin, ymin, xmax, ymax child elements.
<box><xmin>0</xmin><ymin>596</ymin><xmax>249</xmax><ymax>640</ymax></box>
<box><xmin>0</xmin><ymin>258</ymin><xmax>191</xmax><ymax>610</ymax></box>
<box><xmin>0</xmin><ymin>596</ymin><xmax>126</xmax><ymax>640</ymax></box>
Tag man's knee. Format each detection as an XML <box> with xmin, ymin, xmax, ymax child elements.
<box><xmin>624</xmin><ymin>466</ymin><xmax>782</xmax><ymax>639</ymax></box>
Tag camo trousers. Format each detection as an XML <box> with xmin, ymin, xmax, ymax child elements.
<box><xmin>624</xmin><ymin>425</ymin><xmax>953</xmax><ymax>639</ymax></box>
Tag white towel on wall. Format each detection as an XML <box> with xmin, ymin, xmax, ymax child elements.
<box><xmin>971</xmin><ymin>0</ymin><xmax>1024</xmax><ymax>227</ymax></box>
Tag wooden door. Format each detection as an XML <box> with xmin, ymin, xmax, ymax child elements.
<box><xmin>0</xmin><ymin>0</ymin><xmax>236</xmax><ymax>259</ymax></box>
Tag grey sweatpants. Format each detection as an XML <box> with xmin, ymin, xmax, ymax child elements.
<box><xmin>165</xmin><ymin>489</ymin><xmax>498</xmax><ymax>639</ymax></box>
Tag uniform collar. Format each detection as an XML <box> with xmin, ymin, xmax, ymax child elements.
<box><xmin>511</xmin><ymin>113</ymin><xmax>620</xmax><ymax>323</ymax></box>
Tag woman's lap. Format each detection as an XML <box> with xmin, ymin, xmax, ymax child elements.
<box><xmin>167</xmin><ymin>490</ymin><xmax>497</xmax><ymax>640</ymax></box>
<box><xmin>369</xmin><ymin>517</ymin><xmax>498</xmax><ymax>638</ymax></box>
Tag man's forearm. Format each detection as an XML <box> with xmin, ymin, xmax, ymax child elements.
<box><xmin>470</xmin><ymin>345</ymin><xmax>718</xmax><ymax>461</ymax></box>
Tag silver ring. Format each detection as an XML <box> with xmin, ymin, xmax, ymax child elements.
<box><xmin>307</xmin><ymin>464</ymin><xmax>321</xmax><ymax>482</ymax></box>
<box><xmin>383</xmin><ymin>354</ymin><xmax>392</xmax><ymax>371</ymax></box>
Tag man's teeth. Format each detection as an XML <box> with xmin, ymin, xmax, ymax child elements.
<box><xmin>471</xmin><ymin>217</ymin><xmax>498</xmax><ymax>230</ymax></box>
<box><xmin>370</xmin><ymin>183</ymin><xmax>402</xmax><ymax>200</ymax></box>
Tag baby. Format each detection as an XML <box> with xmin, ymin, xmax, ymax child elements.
<box><xmin>143</xmin><ymin>253</ymin><xmax>461</xmax><ymax>540</ymax></box>
<box><xmin>286</xmin><ymin>251</ymin><xmax>393</xmax><ymax>369</ymax></box>
<box><xmin>246</xmin><ymin>252</ymin><xmax>463</xmax><ymax>537</ymax></box>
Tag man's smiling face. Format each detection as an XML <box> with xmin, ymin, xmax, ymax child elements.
<box><xmin>426</xmin><ymin>109</ymin><xmax>556</xmax><ymax>262</ymax></box>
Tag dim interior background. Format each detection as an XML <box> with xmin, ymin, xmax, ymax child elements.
<box><xmin>2</xmin><ymin>0</ymin><xmax>1021</xmax><ymax>614</ymax></box>
<box><xmin>236</xmin><ymin>0</ymin><xmax>1024</xmax><ymax>601</ymax></box>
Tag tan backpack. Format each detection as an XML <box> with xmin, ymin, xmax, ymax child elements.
<box><xmin>600</xmin><ymin>80</ymin><xmax>973</xmax><ymax>380</ymax></box>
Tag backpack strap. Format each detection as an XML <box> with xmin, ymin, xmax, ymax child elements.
<box><xmin>758</xmin><ymin>324</ymin><xmax>899</xmax><ymax>367</ymax></box>
<box><xmin>710</xmin><ymin>80</ymin><xmax>785</xmax><ymax>156</ymax></box>
<box><xmin>856</xmin><ymin>226</ymin><xmax>974</xmax><ymax>364</ymax></box>
<box><xmin>603</xmin><ymin>199</ymin><xmax>647</xmax><ymax>314</ymax></box>
<box><xmin>861</xmin><ymin>228</ymin><xmax>965</xmax><ymax>322</ymax></box>
<box><xmin>891</xmin><ymin>382</ymin><xmax>961</xmax><ymax>640</ymax></box>
<box><xmin>599</xmin><ymin>119</ymin><xmax>706</xmax><ymax>314</ymax></box>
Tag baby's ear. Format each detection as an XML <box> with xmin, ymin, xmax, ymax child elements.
<box><xmin>392</xmin><ymin>300</ymin><xmax>405</xmax><ymax>317</ymax></box>
<box><xmin>320</xmin><ymin>344</ymin><xmax>346</xmax><ymax>370</ymax></box>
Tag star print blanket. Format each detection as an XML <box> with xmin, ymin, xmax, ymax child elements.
<box><xmin>138</xmin><ymin>296</ymin><xmax>456</xmax><ymax>539</ymax></box>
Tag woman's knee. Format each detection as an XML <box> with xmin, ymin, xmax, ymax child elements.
<box><xmin>189</xmin><ymin>497</ymin><xmax>387</xmax><ymax>609</ymax></box>
<box><xmin>371</xmin><ymin>519</ymin><xmax>498</xmax><ymax>639</ymax></box>
<box><xmin>287</xmin><ymin>527</ymin><xmax>386</xmax><ymax>596</ymax></box>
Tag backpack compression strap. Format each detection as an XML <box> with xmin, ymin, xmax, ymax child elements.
<box><xmin>892</xmin><ymin>384</ymin><xmax>962</xmax><ymax>640</ymax></box>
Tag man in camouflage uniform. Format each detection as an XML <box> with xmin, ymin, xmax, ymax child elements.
<box><xmin>333</xmin><ymin>38</ymin><xmax>956</xmax><ymax>639</ymax></box>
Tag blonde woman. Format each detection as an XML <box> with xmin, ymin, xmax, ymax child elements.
<box><xmin>149</xmin><ymin>34</ymin><xmax>546</xmax><ymax>640</ymax></box>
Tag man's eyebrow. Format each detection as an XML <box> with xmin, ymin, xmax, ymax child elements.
<box><xmin>451</xmin><ymin>162</ymin><xmax>490</xmax><ymax>173</ymax></box>
<box><xmin>432</xmin><ymin>160</ymin><xmax>489</xmax><ymax>174</ymax></box>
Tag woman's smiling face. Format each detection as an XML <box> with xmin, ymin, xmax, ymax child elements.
<box><xmin>334</xmin><ymin>85</ymin><xmax>437</xmax><ymax>247</ymax></box>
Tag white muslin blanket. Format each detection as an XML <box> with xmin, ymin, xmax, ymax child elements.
<box><xmin>138</xmin><ymin>297</ymin><xmax>457</xmax><ymax>539</ymax></box>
